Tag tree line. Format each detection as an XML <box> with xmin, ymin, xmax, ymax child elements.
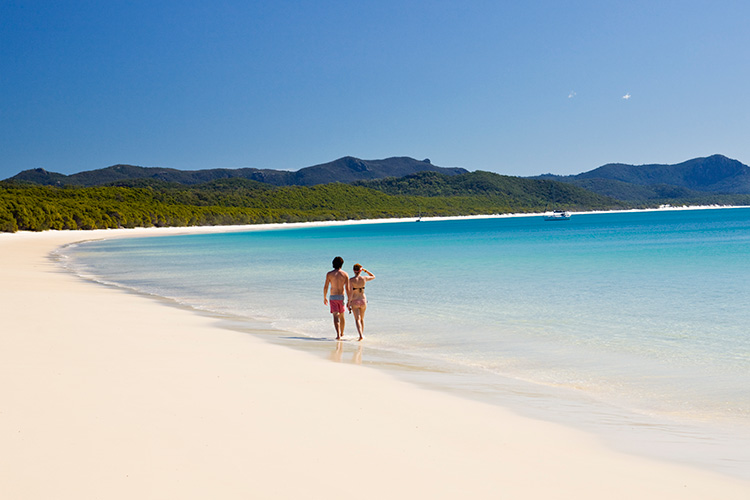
<box><xmin>1</xmin><ymin>172</ymin><xmax>631</xmax><ymax>233</ymax></box>
<box><xmin>0</xmin><ymin>182</ymin><xmax>563</xmax><ymax>233</ymax></box>
<box><xmin>5</xmin><ymin>168</ymin><xmax>746</xmax><ymax>233</ymax></box>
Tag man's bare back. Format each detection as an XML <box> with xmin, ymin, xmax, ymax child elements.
<box><xmin>324</xmin><ymin>269</ymin><xmax>348</xmax><ymax>299</ymax></box>
<box><xmin>323</xmin><ymin>256</ymin><xmax>349</xmax><ymax>340</ymax></box>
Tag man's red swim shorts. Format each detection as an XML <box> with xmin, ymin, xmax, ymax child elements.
<box><xmin>329</xmin><ymin>299</ymin><xmax>345</xmax><ymax>314</ymax></box>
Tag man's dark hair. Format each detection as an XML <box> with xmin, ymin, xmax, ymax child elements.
<box><xmin>332</xmin><ymin>256</ymin><xmax>344</xmax><ymax>270</ymax></box>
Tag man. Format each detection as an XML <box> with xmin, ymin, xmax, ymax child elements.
<box><xmin>323</xmin><ymin>256</ymin><xmax>349</xmax><ymax>340</ymax></box>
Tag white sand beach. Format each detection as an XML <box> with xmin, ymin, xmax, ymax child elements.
<box><xmin>1</xmin><ymin>226</ymin><xmax>749</xmax><ymax>499</ymax></box>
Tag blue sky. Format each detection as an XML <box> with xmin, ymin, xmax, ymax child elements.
<box><xmin>2</xmin><ymin>0</ymin><xmax>749</xmax><ymax>179</ymax></box>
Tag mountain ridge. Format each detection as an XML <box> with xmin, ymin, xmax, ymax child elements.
<box><xmin>6</xmin><ymin>156</ymin><xmax>467</xmax><ymax>187</ymax></box>
<box><xmin>532</xmin><ymin>154</ymin><xmax>750</xmax><ymax>200</ymax></box>
<box><xmin>8</xmin><ymin>153</ymin><xmax>750</xmax><ymax>202</ymax></box>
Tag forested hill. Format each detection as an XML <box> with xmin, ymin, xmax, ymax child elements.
<box><xmin>4</xmin><ymin>155</ymin><xmax>748</xmax><ymax>233</ymax></box>
<box><xmin>534</xmin><ymin>154</ymin><xmax>750</xmax><ymax>200</ymax></box>
<box><xmin>0</xmin><ymin>174</ymin><xmax>625</xmax><ymax>233</ymax></box>
<box><xmin>6</xmin><ymin>156</ymin><xmax>467</xmax><ymax>187</ymax></box>
<box><xmin>354</xmin><ymin>171</ymin><xmax>615</xmax><ymax>207</ymax></box>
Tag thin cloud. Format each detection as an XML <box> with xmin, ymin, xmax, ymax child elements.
<box><xmin>568</xmin><ymin>91</ymin><xmax>577</xmax><ymax>99</ymax></box>
<box><xmin>622</xmin><ymin>93</ymin><xmax>632</xmax><ymax>100</ymax></box>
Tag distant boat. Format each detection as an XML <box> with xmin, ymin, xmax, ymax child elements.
<box><xmin>544</xmin><ymin>210</ymin><xmax>571</xmax><ymax>221</ymax></box>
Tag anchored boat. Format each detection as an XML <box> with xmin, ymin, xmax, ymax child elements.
<box><xmin>544</xmin><ymin>210</ymin><xmax>571</xmax><ymax>221</ymax></box>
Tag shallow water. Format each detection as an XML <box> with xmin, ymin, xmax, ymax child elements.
<box><xmin>59</xmin><ymin>208</ymin><xmax>750</xmax><ymax>478</ymax></box>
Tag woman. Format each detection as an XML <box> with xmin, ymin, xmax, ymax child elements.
<box><xmin>347</xmin><ymin>263</ymin><xmax>375</xmax><ymax>341</ymax></box>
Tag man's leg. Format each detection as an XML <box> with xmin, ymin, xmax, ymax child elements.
<box><xmin>333</xmin><ymin>312</ymin><xmax>345</xmax><ymax>339</ymax></box>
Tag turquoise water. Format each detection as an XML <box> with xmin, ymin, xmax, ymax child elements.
<box><xmin>59</xmin><ymin>208</ymin><xmax>750</xmax><ymax>477</ymax></box>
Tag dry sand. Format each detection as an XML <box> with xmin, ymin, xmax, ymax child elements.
<box><xmin>2</xmin><ymin>227</ymin><xmax>749</xmax><ymax>499</ymax></box>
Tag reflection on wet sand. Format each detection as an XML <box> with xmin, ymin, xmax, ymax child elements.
<box><xmin>329</xmin><ymin>342</ymin><xmax>363</xmax><ymax>365</ymax></box>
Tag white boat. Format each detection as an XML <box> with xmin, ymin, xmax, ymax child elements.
<box><xmin>544</xmin><ymin>210</ymin><xmax>571</xmax><ymax>221</ymax></box>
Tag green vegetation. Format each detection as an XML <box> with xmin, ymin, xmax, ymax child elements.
<box><xmin>5</xmin><ymin>155</ymin><xmax>747</xmax><ymax>233</ymax></box>
<box><xmin>5</xmin><ymin>167</ymin><xmax>748</xmax><ymax>234</ymax></box>
<box><xmin>0</xmin><ymin>172</ymin><xmax>633</xmax><ymax>233</ymax></box>
<box><xmin>6</xmin><ymin>167</ymin><xmax>748</xmax><ymax>234</ymax></box>
<box><xmin>354</xmin><ymin>171</ymin><xmax>618</xmax><ymax>208</ymax></box>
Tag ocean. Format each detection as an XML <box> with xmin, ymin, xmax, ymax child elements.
<box><xmin>57</xmin><ymin>208</ymin><xmax>750</xmax><ymax>478</ymax></box>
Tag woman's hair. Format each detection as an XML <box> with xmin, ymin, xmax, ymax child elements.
<box><xmin>332</xmin><ymin>256</ymin><xmax>344</xmax><ymax>270</ymax></box>
<box><xmin>353</xmin><ymin>263</ymin><xmax>362</xmax><ymax>272</ymax></box>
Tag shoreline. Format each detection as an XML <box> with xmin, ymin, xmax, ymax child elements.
<box><xmin>4</xmin><ymin>202</ymin><xmax>749</xmax><ymax>240</ymax></box>
<box><xmin>56</xmin><ymin>226</ymin><xmax>750</xmax><ymax>481</ymax></box>
<box><xmin>2</xmin><ymin>219</ymin><xmax>750</xmax><ymax>498</ymax></box>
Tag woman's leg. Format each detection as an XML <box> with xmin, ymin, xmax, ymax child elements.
<box><xmin>353</xmin><ymin>305</ymin><xmax>366</xmax><ymax>340</ymax></box>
